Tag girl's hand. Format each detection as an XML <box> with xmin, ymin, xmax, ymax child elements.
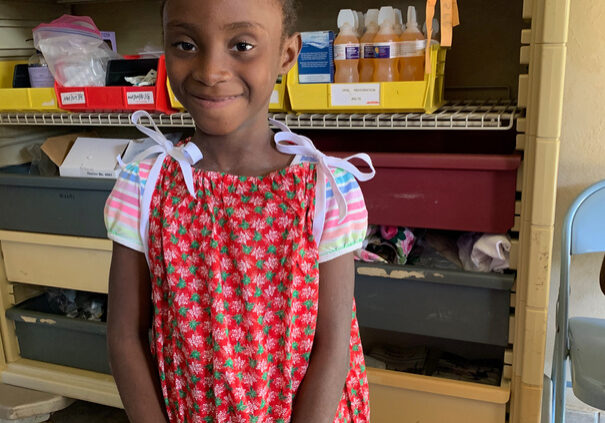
<box><xmin>290</xmin><ymin>253</ymin><xmax>355</xmax><ymax>423</ymax></box>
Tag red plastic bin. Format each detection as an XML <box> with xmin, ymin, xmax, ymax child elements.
<box><xmin>55</xmin><ymin>55</ymin><xmax>174</xmax><ymax>114</ymax></box>
<box><xmin>339</xmin><ymin>152</ymin><xmax>521</xmax><ymax>233</ymax></box>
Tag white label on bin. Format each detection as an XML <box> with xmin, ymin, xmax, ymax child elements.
<box><xmin>330</xmin><ymin>83</ymin><xmax>380</xmax><ymax>107</ymax></box>
<box><xmin>270</xmin><ymin>89</ymin><xmax>280</xmax><ymax>105</ymax></box>
<box><xmin>127</xmin><ymin>91</ymin><xmax>155</xmax><ymax>105</ymax></box>
<box><xmin>61</xmin><ymin>91</ymin><xmax>85</xmax><ymax>105</ymax></box>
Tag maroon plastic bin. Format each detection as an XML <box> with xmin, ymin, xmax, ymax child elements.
<box><xmin>338</xmin><ymin>152</ymin><xmax>521</xmax><ymax>233</ymax></box>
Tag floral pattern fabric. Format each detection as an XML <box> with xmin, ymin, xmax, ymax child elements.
<box><xmin>147</xmin><ymin>156</ymin><xmax>370</xmax><ymax>423</ymax></box>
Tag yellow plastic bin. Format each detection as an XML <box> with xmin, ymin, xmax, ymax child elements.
<box><xmin>166</xmin><ymin>77</ymin><xmax>185</xmax><ymax>112</ymax></box>
<box><xmin>0</xmin><ymin>61</ymin><xmax>62</xmax><ymax>112</ymax></box>
<box><xmin>167</xmin><ymin>77</ymin><xmax>289</xmax><ymax>113</ymax></box>
<box><xmin>269</xmin><ymin>74</ymin><xmax>289</xmax><ymax>112</ymax></box>
<box><xmin>287</xmin><ymin>44</ymin><xmax>446</xmax><ymax>114</ymax></box>
<box><xmin>368</xmin><ymin>367</ymin><xmax>510</xmax><ymax>423</ymax></box>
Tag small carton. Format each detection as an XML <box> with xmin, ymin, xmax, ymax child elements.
<box><xmin>298</xmin><ymin>31</ymin><xmax>334</xmax><ymax>84</ymax></box>
<box><xmin>101</xmin><ymin>31</ymin><xmax>117</xmax><ymax>52</ymax></box>
<box><xmin>59</xmin><ymin>137</ymin><xmax>130</xmax><ymax>179</ymax></box>
<box><xmin>41</xmin><ymin>132</ymin><xmax>98</xmax><ymax>168</ymax></box>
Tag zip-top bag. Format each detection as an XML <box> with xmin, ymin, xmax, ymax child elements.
<box><xmin>33</xmin><ymin>15</ymin><xmax>121</xmax><ymax>87</ymax></box>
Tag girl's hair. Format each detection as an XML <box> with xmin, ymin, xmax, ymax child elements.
<box><xmin>161</xmin><ymin>0</ymin><xmax>299</xmax><ymax>36</ymax></box>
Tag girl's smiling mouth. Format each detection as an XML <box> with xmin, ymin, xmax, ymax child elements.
<box><xmin>189</xmin><ymin>93</ymin><xmax>243</xmax><ymax>109</ymax></box>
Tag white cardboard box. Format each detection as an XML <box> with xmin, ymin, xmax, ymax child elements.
<box><xmin>59</xmin><ymin>137</ymin><xmax>130</xmax><ymax>179</ymax></box>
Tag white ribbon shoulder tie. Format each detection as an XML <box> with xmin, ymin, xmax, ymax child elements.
<box><xmin>125</xmin><ymin>110</ymin><xmax>203</xmax><ymax>199</ymax></box>
<box><xmin>271</xmin><ymin>119</ymin><xmax>375</xmax><ymax>243</ymax></box>
<box><xmin>123</xmin><ymin>110</ymin><xmax>203</xmax><ymax>263</ymax></box>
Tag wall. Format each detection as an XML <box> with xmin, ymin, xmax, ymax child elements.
<box><xmin>544</xmin><ymin>0</ymin><xmax>605</xmax><ymax>411</ymax></box>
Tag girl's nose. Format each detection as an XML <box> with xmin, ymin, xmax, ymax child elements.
<box><xmin>191</xmin><ymin>48</ymin><xmax>231</xmax><ymax>87</ymax></box>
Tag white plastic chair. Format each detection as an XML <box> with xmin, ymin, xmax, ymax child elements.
<box><xmin>551</xmin><ymin>179</ymin><xmax>605</xmax><ymax>422</ymax></box>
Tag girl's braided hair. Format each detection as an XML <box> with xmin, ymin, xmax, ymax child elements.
<box><xmin>161</xmin><ymin>0</ymin><xmax>299</xmax><ymax>36</ymax></box>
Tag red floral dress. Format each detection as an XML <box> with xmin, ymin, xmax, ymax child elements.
<box><xmin>146</xmin><ymin>156</ymin><xmax>370</xmax><ymax>423</ymax></box>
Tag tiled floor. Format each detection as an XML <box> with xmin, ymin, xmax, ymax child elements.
<box><xmin>48</xmin><ymin>401</ymin><xmax>128</xmax><ymax>423</ymax></box>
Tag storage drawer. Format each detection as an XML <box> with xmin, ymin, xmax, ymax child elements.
<box><xmin>367</xmin><ymin>366</ymin><xmax>510</xmax><ymax>423</ymax></box>
<box><xmin>0</xmin><ymin>172</ymin><xmax>114</xmax><ymax>238</ymax></box>
<box><xmin>340</xmin><ymin>152</ymin><xmax>521</xmax><ymax>232</ymax></box>
<box><xmin>354</xmin><ymin>263</ymin><xmax>514</xmax><ymax>346</ymax></box>
<box><xmin>6</xmin><ymin>295</ymin><xmax>110</xmax><ymax>374</ymax></box>
<box><xmin>0</xmin><ymin>231</ymin><xmax>112</xmax><ymax>293</ymax></box>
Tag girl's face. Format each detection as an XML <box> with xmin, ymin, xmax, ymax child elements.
<box><xmin>163</xmin><ymin>0</ymin><xmax>299</xmax><ymax>136</ymax></box>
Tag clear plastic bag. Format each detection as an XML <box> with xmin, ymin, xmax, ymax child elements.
<box><xmin>33</xmin><ymin>15</ymin><xmax>121</xmax><ymax>87</ymax></box>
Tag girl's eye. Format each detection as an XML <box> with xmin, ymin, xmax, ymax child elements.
<box><xmin>173</xmin><ymin>41</ymin><xmax>196</xmax><ymax>52</ymax></box>
<box><xmin>232</xmin><ymin>42</ymin><xmax>254</xmax><ymax>52</ymax></box>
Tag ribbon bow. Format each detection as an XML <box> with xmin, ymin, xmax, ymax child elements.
<box><xmin>126</xmin><ymin>111</ymin><xmax>203</xmax><ymax>263</ymax></box>
<box><xmin>271</xmin><ymin>119</ymin><xmax>375</xmax><ymax>225</ymax></box>
<box><xmin>126</xmin><ymin>110</ymin><xmax>203</xmax><ymax>199</ymax></box>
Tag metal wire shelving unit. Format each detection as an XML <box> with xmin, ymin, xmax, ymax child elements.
<box><xmin>0</xmin><ymin>100</ymin><xmax>519</xmax><ymax>130</ymax></box>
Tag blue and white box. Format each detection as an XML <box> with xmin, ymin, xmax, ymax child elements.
<box><xmin>298</xmin><ymin>31</ymin><xmax>334</xmax><ymax>84</ymax></box>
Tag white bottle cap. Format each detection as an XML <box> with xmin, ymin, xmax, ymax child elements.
<box><xmin>423</xmin><ymin>18</ymin><xmax>440</xmax><ymax>37</ymax></box>
<box><xmin>395</xmin><ymin>8</ymin><xmax>403</xmax><ymax>26</ymax></box>
<box><xmin>356</xmin><ymin>11</ymin><xmax>364</xmax><ymax>35</ymax></box>
<box><xmin>365</xmin><ymin>9</ymin><xmax>379</xmax><ymax>27</ymax></box>
<box><xmin>378</xmin><ymin>6</ymin><xmax>395</xmax><ymax>26</ymax></box>
<box><xmin>337</xmin><ymin>9</ymin><xmax>357</xmax><ymax>30</ymax></box>
<box><xmin>407</xmin><ymin>6</ymin><xmax>419</xmax><ymax>30</ymax></box>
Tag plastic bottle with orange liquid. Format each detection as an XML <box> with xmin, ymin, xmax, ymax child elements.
<box><xmin>358</xmin><ymin>9</ymin><xmax>379</xmax><ymax>82</ymax></box>
<box><xmin>334</xmin><ymin>9</ymin><xmax>360</xmax><ymax>83</ymax></box>
<box><xmin>356</xmin><ymin>11</ymin><xmax>364</xmax><ymax>37</ymax></box>
<box><xmin>399</xmin><ymin>6</ymin><xmax>426</xmax><ymax>81</ymax></box>
<box><xmin>394</xmin><ymin>9</ymin><xmax>405</xmax><ymax>36</ymax></box>
<box><xmin>372</xmin><ymin>6</ymin><xmax>399</xmax><ymax>82</ymax></box>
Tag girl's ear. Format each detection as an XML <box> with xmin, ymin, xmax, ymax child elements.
<box><xmin>279</xmin><ymin>32</ymin><xmax>302</xmax><ymax>75</ymax></box>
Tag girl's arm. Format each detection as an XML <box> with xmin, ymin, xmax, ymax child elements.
<box><xmin>107</xmin><ymin>242</ymin><xmax>168</xmax><ymax>423</ymax></box>
<box><xmin>291</xmin><ymin>252</ymin><xmax>355</xmax><ymax>423</ymax></box>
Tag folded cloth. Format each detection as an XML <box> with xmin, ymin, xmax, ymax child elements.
<box><xmin>355</xmin><ymin>225</ymin><xmax>415</xmax><ymax>265</ymax></box>
<box><xmin>458</xmin><ymin>233</ymin><xmax>511</xmax><ymax>273</ymax></box>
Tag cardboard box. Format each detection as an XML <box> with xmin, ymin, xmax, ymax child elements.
<box><xmin>59</xmin><ymin>137</ymin><xmax>130</xmax><ymax>179</ymax></box>
<box><xmin>298</xmin><ymin>31</ymin><xmax>334</xmax><ymax>84</ymax></box>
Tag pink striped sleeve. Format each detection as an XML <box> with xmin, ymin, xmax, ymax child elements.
<box><xmin>104</xmin><ymin>161</ymin><xmax>149</xmax><ymax>252</ymax></box>
<box><xmin>318</xmin><ymin>168</ymin><xmax>368</xmax><ymax>263</ymax></box>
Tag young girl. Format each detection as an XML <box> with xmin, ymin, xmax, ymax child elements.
<box><xmin>104</xmin><ymin>0</ymin><xmax>374</xmax><ymax>421</ymax></box>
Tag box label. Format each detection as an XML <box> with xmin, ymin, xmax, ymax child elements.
<box><xmin>80</xmin><ymin>167</ymin><xmax>116</xmax><ymax>178</ymax></box>
<box><xmin>60</xmin><ymin>91</ymin><xmax>86</xmax><ymax>105</ymax></box>
<box><xmin>127</xmin><ymin>91</ymin><xmax>155</xmax><ymax>105</ymax></box>
<box><xmin>270</xmin><ymin>89</ymin><xmax>280</xmax><ymax>105</ymax></box>
<box><xmin>330</xmin><ymin>83</ymin><xmax>380</xmax><ymax>107</ymax></box>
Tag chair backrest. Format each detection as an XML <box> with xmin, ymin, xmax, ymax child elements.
<box><xmin>552</xmin><ymin>179</ymin><xmax>605</xmax><ymax>423</ymax></box>
<box><xmin>567</xmin><ymin>180</ymin><xmax>605</xmax><ymax>256</ymax></box>
<box><xmin>558</xmin><ymin>180</ymin><xmax>605</xmax><ymax>345</ymax></box>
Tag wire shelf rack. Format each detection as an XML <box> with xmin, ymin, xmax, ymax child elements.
<box><xmin>0</xmin><ymin>100</ymin><xmax>519</xmax><ymax>130</ymax></box>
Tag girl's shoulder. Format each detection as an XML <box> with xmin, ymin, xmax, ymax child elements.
<box><xmin>118</xmin><ymin>157</ymin><xmax>156</xmax><ymax>188</ymax></box>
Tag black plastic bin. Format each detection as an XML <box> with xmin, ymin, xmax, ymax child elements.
<box><xmin>0</xmin><ymin>172</ymin><xmax>115</xmax><ymax>238</ymax></box>
<box><xmin>6</xmin><ymin>295</ymin><xmax>110</xmax><ymax>374</ymax></box>
<box><xmin>354</xmin><ymin>262</ymin><xmax>514</xmax><ymax>347</ymax></box>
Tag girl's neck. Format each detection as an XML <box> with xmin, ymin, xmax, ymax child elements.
<box><xmin>191</xmin><ymin>115</ymin><xmax>292</xmax><ymax>176</ymax></box>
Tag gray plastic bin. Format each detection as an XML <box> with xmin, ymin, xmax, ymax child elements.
<box><xmin>0</xmin><ymin>172</ymin><xmax>115</xmax><ymax>238</ymax></box>
<box><xmin>6</xmin><ymin>295</ymin><xmax>110</xmax><ymax>374</ymax></box>
<box><xmin>354</xmin><ymin>263</ymin><xmax>514</xmax><ymax>347</ymax></box>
